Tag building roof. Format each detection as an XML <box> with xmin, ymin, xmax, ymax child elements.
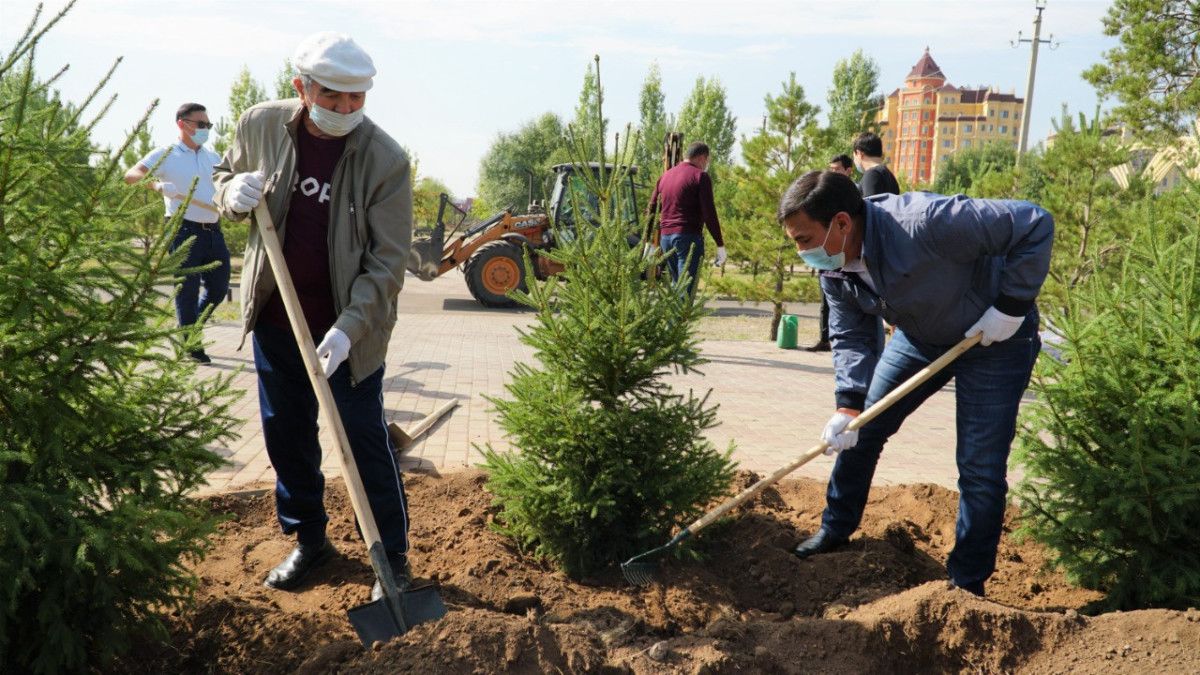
<box><xmin>906</xmin><ymin>47</ymin><xmax>946</xmax><ymax>81</ymax></box>
<box><xmin>958</xmin><ymin>88</ymin><xmax>1023</xmax><ymax>104</ymax></box>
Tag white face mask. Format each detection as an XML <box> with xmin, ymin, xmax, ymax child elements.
<box><xmin>308</xmin><ymin>104</ymin><xmax>364</xmax><ymax>137</ymax></box>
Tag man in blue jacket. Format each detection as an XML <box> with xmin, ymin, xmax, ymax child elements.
<box><xmin>778</xmin><ymin>170</ymin><xmax>1053</xmax><ymax>596</ymax></box>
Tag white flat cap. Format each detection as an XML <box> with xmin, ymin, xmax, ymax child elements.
<box><xmin>293</xmin><ymin>32</ymin><xmax>376</xmax><ymax>92</ymax></box>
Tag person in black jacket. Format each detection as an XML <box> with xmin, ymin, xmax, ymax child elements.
<box><xmin>852</xmin><ymin>132</ymin><xmax>900</xmax><ymax>197</ymax></box>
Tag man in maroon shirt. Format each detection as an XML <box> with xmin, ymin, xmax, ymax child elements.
<box><xmin>647</xmin><ymin>142</ymin><xmax>726</xmax><ymax>296</ymax></box>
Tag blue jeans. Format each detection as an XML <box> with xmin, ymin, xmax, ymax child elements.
<box><xmin>821</xmin><ymin>310</ymin><xmax>1040</xmax><ymax>593</ymax></box>
<box><xmin>169</xmin><ymin>220</ymin><xmax>230</xmax><ymax>329</ymax></box>
<box><xmin>661</xmin><ymin>232</ymin><xmax>704</xmax><ymax>296</ymax></box>
<box><xmin>252</xmin><ymin>322</ymin><xmax>410</xmax><ymax>554</ymax></box>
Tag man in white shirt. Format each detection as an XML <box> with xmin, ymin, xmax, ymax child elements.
<box><xmin>124</xmin><ymin>102</ymin><xmax>228</xmax><ymax>363</ymax></box>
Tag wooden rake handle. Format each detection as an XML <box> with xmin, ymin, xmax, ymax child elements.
<box><xmin>685</xmin><ymin>333</ymin><xmax>982</xmax><ymax>534</ymax></box>
<box><xmin>251</xmin><ymin>185</ymin><xmax>388</xmax><ymax>554</ymax></box>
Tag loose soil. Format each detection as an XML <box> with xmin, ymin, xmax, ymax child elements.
<box><xmin>115</xmin><ymin>471</ymin><xmax>1200</xmax><ymax>674</ymax></box>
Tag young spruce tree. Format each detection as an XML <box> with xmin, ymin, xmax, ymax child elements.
<box><xmin>481</xmin><ymin>57</ymin><xmax>735</xmax><ymax>578</ymax></box>
<box><xmin>0</xmin><ymin>6</ymin><xmax>239</xmax><ymax>672</ymax></box>
<box><xmin>1013</xmin><ymin>187</ymin><xmax>1200</xmax><ymax>611</ymax></box>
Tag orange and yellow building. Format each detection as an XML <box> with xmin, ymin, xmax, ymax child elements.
<box><xmin>876</xmin><ymin>48</ymin><xmax>1024</xmax><ymax>184</ymax></box>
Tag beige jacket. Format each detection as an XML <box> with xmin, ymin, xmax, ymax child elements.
<box><xmin>213</xmin><ymin>100</ymin><xmax>412</xmax><ymax>384</ymax></box>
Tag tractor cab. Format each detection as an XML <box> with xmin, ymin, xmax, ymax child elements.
<box><xmin>547</xmin><ymin>162</ymin><xmax>640</xmax><ymax>234</ymax></box>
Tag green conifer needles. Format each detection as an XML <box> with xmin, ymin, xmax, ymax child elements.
<box><xmin>1014</xmin><ymin>195</ymin><xmax>1200</xmax><ymax>611</ymax></box>
<box><xmin>0</xmin><ymin>7</ymin><xmax>240</xmax><ymax>671</ymax></box>
<box><xmin>481</xmin><ymin>58</ymin><xmax>735</xmax><ymax>578</ymax></box>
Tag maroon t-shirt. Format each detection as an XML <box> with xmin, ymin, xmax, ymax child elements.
<box><xmin>259</xmin><ymin>122</ymin><xmax>346</xmax><ymax>339</ymax></box>
<box><xmin>648</xmin><ymin>161</ymin><xmax>723</xmax><ymax>246</ymax></box>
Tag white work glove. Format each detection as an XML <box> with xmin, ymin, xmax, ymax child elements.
<box><xmin>965</xmin><ymin>306</ymin><xmax>1025</xmax><ymax>346</ymax></box>
<box><xmin>713</xmin><ymin>246</ymin><xmax>728</xmax><ymax>267</ymax></box>
<box><xmin>224</xmin><ymin>170</ymin><xmax>265</xmax><ymax>214</ymax></box>
<box><xmin>315</xmin><ymin>327</ymin><xmax>350</xmax><ymax>378</ymax></box>
<box><xmin>154</xmin><ymin>181</ymin><xmax>177</xmax><ymax>197</ymax></box>
<box><xmin>821</xmin><ymin>411</ymin><xmax>860</xmax><ymax>455</ymax></box>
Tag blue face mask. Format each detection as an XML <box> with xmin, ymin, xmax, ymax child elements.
<box><xmin>798</xmin><ymin>223</ymin><xmax>846</xmax><ymax>270</ymax></box>
<box><xmin>190</xmin><ymin>128</ymin><xmax>209</xmax><ymax>146</ymax></box>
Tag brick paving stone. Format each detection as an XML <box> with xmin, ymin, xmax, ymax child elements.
<box><xmin>194</xmin><ymin>271</ymin><xmax>1032</xmax><ymax>496</ymax></box>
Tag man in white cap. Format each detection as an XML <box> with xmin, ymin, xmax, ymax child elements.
<box><xmin>213</xmin><ymin>32</ymin><xmax>413</xmax><ymax>599</ymax></box>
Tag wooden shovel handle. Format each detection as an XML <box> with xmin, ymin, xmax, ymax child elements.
<box><xmin>685</xmin><ymin>333</ymin><xmax>982</xmax><ymax>534</ymax></box>
<box><xmin>251</xmin><ymin>186</ymin><xmax>388</xmax><ymax>552</ymax></box>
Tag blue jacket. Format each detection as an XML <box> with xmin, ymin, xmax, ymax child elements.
<box><xmin>821</xmin><ymin>192</ymin><xmax>1054</xmax><ymax>410</ymax></box>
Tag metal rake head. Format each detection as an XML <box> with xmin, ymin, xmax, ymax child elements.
<box><xmin>619</xmin><ymin>529</ymin><xmax>693</xmax><ymax>587</ymax></box>
<box><xmin>620</xmin><ymin>559</ymin><xmax>659</xmax><ymax>587</ymax></box>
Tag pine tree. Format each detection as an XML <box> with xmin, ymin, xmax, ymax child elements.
<box><xmin>0</xmin><ymin>7</ymin><xmax>240</xmax><ymax>671</ymax></box>
<box><xmin>677</xmin><ymin>76</ymin><xmax>737</xmax><ymax>166</ymax></box>
<box><xmin>825</xmin><ymin>49</ymin><xmax>882</xmax><ymax>146</ymax></box>
<box><xmin>273</xmin><ymin>58</ymin><xmax>298</xmax><ymax>99</ymax></box>
<box><xmin>1083</xmin><ymin>0</ymin><xmax>1200</xmax><ymax>140</ymax></box>
<box><xmin>213</xmin><ymin>65</ymin><xmax>266</xmax><ymax>155</ymax></box>
<box><xmin>572</xmin><ymin>62</ymin><xmax>609</xmax><ymax>162</ymax></box>
<box><xmin>1013</xmin><ymin>187</ymin><xmax>1200</xmax><ymax>610</ymax></box>
<box><xmin>120</xmin><ymin>124</ymin><xmax>162</xmax><ymax>252</ymax></box>
<box><xmin>709</xmin><ymin>73</ymin><xmax>822</xmax><ymax>339</ymax></box>
<box><xmin>481</xmin><ymin>57</ymin><xmax>735</xmax><ymax>579</ymax></box>
<box><xmin>635</xmin><ymin>62</ymin><xmax>673</xmax><ymax>186</ymax></box>
<box><xmin>1037</xmin><ymin>106</ymin><xmax>1142</xmax><ymax>312</ymax></box>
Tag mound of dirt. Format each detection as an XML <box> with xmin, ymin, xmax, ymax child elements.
<box><xmin>113</xmin><ymin>471</ymin><xmax>1200</xmax><ymax>674</ymax></box>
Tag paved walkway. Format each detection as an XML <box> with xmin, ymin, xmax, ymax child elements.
<box><xmin>196</xmin><ymin>271</ymin><xmax>991</xmax><ymax>496</ymax></box>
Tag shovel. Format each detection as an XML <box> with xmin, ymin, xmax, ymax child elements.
<box><xmin>621</xmin><ymin>333</ymin><xmax>982</xmax><ymax>586</ymax></box>
<box><xmin>388</xmin><ymin>399</ymin><xmax>459</xmax><ymax>452</ymax></box>
<box><xmin>252</xmin><ymin>178</ymin><xmax>447</xmax><ymax>645</ymax></box>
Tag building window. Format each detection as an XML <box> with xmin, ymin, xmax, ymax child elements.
<box><xmin>924</xmin><ymin>96</ymin><xmax>931</xmax><ymax>104</ymax></box>
<box><xmin>1000</xmin><ymin>125</ymin><xmax>1007</xmax><ymax>134</ymax></box>
<box><xmin>922</xmin><ymin>126</ymin><xmax>929</xmax><ymax>135</ymax></box>
<box><xmin>942</xmin><ymin>155</ymin><xmax>950</xmax><ymax>162</ymax></box>
<box><xmin>963</xmin><ymin>139</ymin><xmax>973</xmax><ymax>148</ymax></box>
<box><xmin>989</xmin><ymin>110</ymin><xmax>995</xmax><ymax>117</ymax></box>
<box><xmin>942</xmin><ymin>140</ymin><xmax>952</xmax><ymax>148</ymax></box>
<box><xmin>964</xmin><ymin>124</ymin><xmax>973</xmax><ymax>132</ymax></box>
<box><xmin>1001</xmin><ymin>110</ymin><xmax>1009</xmax><ymax>119</ymax></box>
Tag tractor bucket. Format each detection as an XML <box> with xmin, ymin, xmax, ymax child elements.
<box><xmin>407</xmin><ymin>223</ymin><xmax>444</xmax><ymax>281</ymax></box>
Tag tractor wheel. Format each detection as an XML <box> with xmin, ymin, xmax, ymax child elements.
<box><xmin>464</xmin><ymin>241</ymin><xmax>527</xmax><ymax>307</ymax></box>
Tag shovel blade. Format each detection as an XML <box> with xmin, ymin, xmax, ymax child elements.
<box><xmin>347</xmin><ymin>585</ymin><xmax>448</xmax><ymax>647</ymax></box>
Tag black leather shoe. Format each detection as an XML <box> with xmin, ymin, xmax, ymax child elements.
<box><xmin>264</xmin><ymin>540</ymin><xmax>336</xmax><ymax>591</ymax></box>
<box><xmin>370</xmin><ymin>553</ymin><xmax>412</xmax><ymax>601</ymax></box>
<box><xmin>953</xmin><ymin>580</ymin><xmax>985</xmax><ymax>597</ymax></box>
<box><xmin>792</xmin><ymin>529</ymin><xmax>849</xmax><ymax>559</ymax></box>
<box><xmin>804</xmin><ymin>341</ymin><xmax>831</xmax><ymax>352</ymax></box>
<box><xmin>189</xmin><ymin>349</ymin><xmax>212</xmax><ymax>364</ymax></box>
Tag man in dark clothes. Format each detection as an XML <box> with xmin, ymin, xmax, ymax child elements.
<box><xmin>852</xmin><ymin>132</ymin><xmax>900</xmax><ymax>197</ymax></box>
<box><xmin>805</xmin><ymin>153</ymin><xmax>860</xmax><ymax>352</ymax></box>
<box><xmin>647</xmin><ymin>141</ymin><xmax>726</xmax><ymax>296</ymax></box>
<box><xmin>829</xmin><ymin>154</ymin><xmax>854</xmax><ymax>178</ymax></box>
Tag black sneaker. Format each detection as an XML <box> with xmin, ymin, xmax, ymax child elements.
<box><xmin>189</xmin><ymin>350</ymin><xmax>212</xmax><ymax>364</ymax></box>
<box><xmin>804</xmin><ymin>341</ymin><xmax>832</xmax><ymax>352</ymax></box>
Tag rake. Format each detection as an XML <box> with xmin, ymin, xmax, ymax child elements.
<box><xmin>620</xmin><ymin>333</ymin><xmax>981</xmax><ymax>586</ymax></box>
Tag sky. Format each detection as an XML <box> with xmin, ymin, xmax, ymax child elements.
<box><xmin>1</xmin><ymin>0</ymin><xmax>1118</xmax><ymax>196</ymax></box>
